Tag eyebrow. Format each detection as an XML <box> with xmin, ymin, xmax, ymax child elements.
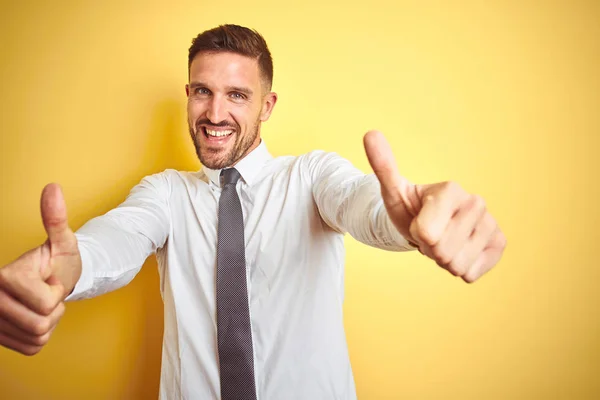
<box><xmin>189</xmin><ymin>81</ymin><xmax>254</xmax><ymax>97</ymax></box>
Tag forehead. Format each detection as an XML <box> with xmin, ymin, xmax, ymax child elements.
<box><xmin>189</xmin><ymin>52</ymin><xmax>261</xmax><ymax>87</ymax></box>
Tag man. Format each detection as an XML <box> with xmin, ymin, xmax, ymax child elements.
<box><xmin>0</xmin><ymin>24</ymin><xmax>506</xmax><ymax>399</ymax></box>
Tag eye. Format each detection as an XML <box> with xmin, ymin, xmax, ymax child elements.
<box><xmin>194</xmin><ymin>87</ymin><xmax>210</xmax><ymax>95</ymax></box>
<box><xmin>230</xmin><ymin>92</ymin><xmax>246</xmax><ymax>100</ymax></box>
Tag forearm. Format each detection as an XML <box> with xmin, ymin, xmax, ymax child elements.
<box><xmin>65</xmin><ymin>173</ymin><xmax>171</xmax><ymax>301</ymax></box>
<box><xmin>341</xmin><ymin>174</ymin><xmax>415</xmax><ymax>251</ymax></box>
<box><xmin>65</xmin><ymin>212</ymin><xmax>162</xmax><ymax>301</ymax></box>
<box><xmin>309</xmin><ymin>151</ymin><xmax>415</xmax><ymax>251</ymax></box>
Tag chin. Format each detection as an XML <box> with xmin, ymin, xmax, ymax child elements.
<box><xmin>200</xmin><ymin>153</ymin><xmax>232</xmax><ymax>170</ymax></box>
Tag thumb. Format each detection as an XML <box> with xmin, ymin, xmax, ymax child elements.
<box><xmin>41</xmin><ymin>183</ymin><xmax>74</xmax><ymax>248</ymax></box>
<box><xmin>363</xmin><ymin>130</ymin><xmax>418</xmax><ymax>216</ymax></box>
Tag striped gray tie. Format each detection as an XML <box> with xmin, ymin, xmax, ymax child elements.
<box><xmin>216</xmin><ymin>168</ymin><xmax>257</xmax><ymax>400</ymax></box>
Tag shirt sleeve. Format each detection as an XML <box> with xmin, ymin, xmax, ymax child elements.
<box><xmin>307</xmin><ymin>150</ymin><xmax>416</xmax><ymax>252</ymax></box>
<box><xmin>65</xmin><ymin>172</ymin><xmax>172</xmax><ymax>301</ymax></box>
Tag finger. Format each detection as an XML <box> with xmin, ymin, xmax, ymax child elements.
<box><xmin>463</xmin><ymin>229</ymin><xmax>507</xmax><ymax>283</ymax></box>
<box><xmin>0</xmin><ymin>265</ymin><xmax>64</xmax><ymax>316</ymax></box>
<box><xmin>451</xmin><ymin>212</ymin><xmax>497</xmax><ymax>274</ymax></box>
<box><xmin>0</xmin><ymin>289</ymin><xmax>64</xmax><ymax>336</ymax></box>
<box><xmin>0</xmin><ymin>331</ymin><xmax>43</xmax><ymax>356</ymax></box>
<box><xmin>462</xmin><ymin>247</ymin><xmax>501</xmax><ymax>283</ymax></box>
<box><xmin>0</xmin><ymin>315</ymin><xmax>57</xmax><ymax>347</ymax></box>
<box><xmin>434</xmin><ymin>195</ymin><xmax>487</xmax><ymax>274</ymax></box>
<box><xmin>415</xmin><ymin>241</ymin><xmax>436</xmax><ymax>263</ymax></box>
<box><xmin>410</xmin><ymin>182</ymin><xmax>469</xmax><ymax>246</ymax></box>
<box><xmin>41</xmin><ymin>183</ymin><xmax>75</xmax><ymax>250</ymax></box>
<box><xmin>363</xmin><ymin>130</ymin><xmax>415</xmax><ymax>211</ymax></box>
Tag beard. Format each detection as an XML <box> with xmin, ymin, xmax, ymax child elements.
<box><xmin>188</xmin><ymin>118</ymin><xmax>260</xmax><ymax>170</ymax></box>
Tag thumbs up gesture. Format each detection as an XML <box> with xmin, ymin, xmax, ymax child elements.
<box><xmin>364</xmin><ymin>130</ymin><xmax>507</xmax><ymax>282</ymax></box>
<box><xmin>0</xmin><ymin>184</ymin><xmax>82</xmax><ymax>355</ymax></box>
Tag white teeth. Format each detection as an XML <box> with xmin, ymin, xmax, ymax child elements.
<box><xmin>205</xmin><ymin>129</ymin><xmax>233</xmax><ymax>137</ymax></box>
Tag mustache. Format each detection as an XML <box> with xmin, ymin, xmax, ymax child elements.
<box><xmin>195</xmin><ymin>119</ymin><xmax>237</xmax><ymax>130</ymax></box>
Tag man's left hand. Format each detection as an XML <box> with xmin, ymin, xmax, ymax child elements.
<box><xmin>364</xmin><ymin>130</ymin><xmax>507</xmax><ymax>283</ymax></box>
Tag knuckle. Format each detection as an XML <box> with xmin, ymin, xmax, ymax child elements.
<box><xmin>445</xmin><ymin>265</ymin><xmax>462</xmax><ymax>277</ymax></box>
<box><xmin>44</xmin><ymin>216</ymin><xmax>64</xmax><ymax>229</ymax></box>
<box><xmin>483</xmin><ymin>212</ymin><xmax>496</xmax><ymax>230</ymax></box>
<box><xmin>32</xmin><ymin>318</ymin><xmax>51</xmax><ymax>336</ymax></box>
<box><xmin>479</xmin><ymin>218</ymin><xmax>497</xmax><ymax>240</ymax></box>
<box><xmin>432</xmin><ymin>246</ymin><xmax>453</xmax><ymax>266</ymax></box>
<box><xmin>38</xmin><ymin>297</ymin><xmax>57</xmax><ymax>316</ymax></box>
<box><xmin>453</xmin><ymin>247</ymin><xmax>471</xmax><ymax>265</ymax></box>
<box><xmin>465</xmin><ymin>265</ymin><xmax>485</xmax><ymax>282</ymax></box>
<box><xmin>422</xmin><ymin>228</ymin><xmax>438</xmax><ymax>246</ymax></box>
<box><xmin>446</xmin><ymin>260</ymin><xmax>468</xmax><ymax>277</ymax></box>
<box><xmin>444</xmin><ymin>181</ymin><xmax>462</xmax><ymax>196</ymax></box>
<box><xmin>412</xmin><ymin>220</ymin><xmax>436</xmax><ymax>246</ymax></box>
<box><xmin>462</xmin><ymin>272</ymin><xmax>478</xmax><ymax>283</ymax></box>
<box><xmin>55</xmin><ymin>302</ymin><xmax>66</xmax><ymax>317</ymax></box>
<box><xmin>33</xmin><ymin>332</ymin><xmax>51</xmax><ymax>346</ymax></box>
<box><xmin>472</xmin><ymin>194</ymin><xmax>486</xmax><ymax>212</ymax></box>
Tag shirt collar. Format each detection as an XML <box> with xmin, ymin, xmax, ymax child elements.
<box><xmin>202</xmin><ymin>140</ymin><xmax>272</xmax><ymax>187</ymax></box>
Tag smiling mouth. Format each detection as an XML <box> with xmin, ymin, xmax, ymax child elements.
<box><xmin>202</xmin><ymin>127</ymin><xmax>234</xmax><ymax>138</ymax></box>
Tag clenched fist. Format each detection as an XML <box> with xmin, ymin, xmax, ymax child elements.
<box><xmin>364</xmin><ymin>130</ymin><xmax>507</xmax><ymax>282</ymax></box>
<box><xmin>0</xmin><ymin>183</ymin><xmax>82</xmax><ymax>355</ymax></box>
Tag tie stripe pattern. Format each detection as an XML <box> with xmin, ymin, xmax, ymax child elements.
<box><xmin>216</xmin><ymin>168</ymin><xmax>257</xmax><ymax>400</ymax></box>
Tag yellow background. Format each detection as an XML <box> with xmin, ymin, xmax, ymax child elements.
<box><xmin>1</xmin><ymin>0</ymin><xmax>598</xmax><ymax>399</ymax></box>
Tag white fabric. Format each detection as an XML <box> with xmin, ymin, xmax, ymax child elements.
<box><xmin>67</xmin><ymin>140</ymin><xmax>415</xmax><ymax>399</ymax></box>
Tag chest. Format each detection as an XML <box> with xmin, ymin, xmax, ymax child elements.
<box><xmin>164</xmin><ymin>170</ymin><xmax>341</xmax><ymax>305</ymax></box>
<box><xmin>171</xmin><ymin>170</ymin><xmax>327</xmax><ymax>261</ymax></box>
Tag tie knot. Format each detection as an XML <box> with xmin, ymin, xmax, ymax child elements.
<box><xmin>220</xmin><ymin>168</ymin><xmax>241</xmax><ymax>186</ymax></box>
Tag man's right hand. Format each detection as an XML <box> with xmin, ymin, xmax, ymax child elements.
<box><xmin>0</xmin><ymin>183</ymin><xmax>82</xmax><ymax>355</ymax></box>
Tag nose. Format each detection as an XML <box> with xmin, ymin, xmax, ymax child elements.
<box><xmin>205</xmin><ymin>95</ymin><xmax>228</xmax><ymax>125</ymax></box>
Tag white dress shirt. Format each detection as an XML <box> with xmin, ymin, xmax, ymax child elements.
<box><xmin>67</xmin><ymin>140</ymin><xmax>415</xmax><ymax>399</ymax></box>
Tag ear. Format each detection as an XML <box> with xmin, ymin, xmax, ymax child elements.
<box><xmin>259</xmin><ymin>92</ymin><xmax>278</xmax><ymax>122</ymax></box>
<box><xmin>185</xmin><ymin>84</ymin><xmax>190</xmax><ymax>97</ymax></box>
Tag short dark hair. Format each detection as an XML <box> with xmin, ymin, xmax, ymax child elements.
<box><xmin>188</xmin><ymin>24</ymin><xmax>274</xmax><ymax>90</ymax></box>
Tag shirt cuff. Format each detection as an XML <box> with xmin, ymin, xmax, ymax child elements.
<box><xmin>64</xmin><ymin>234</ymin><xmax>94</xmax><ymax>301</ymax></box>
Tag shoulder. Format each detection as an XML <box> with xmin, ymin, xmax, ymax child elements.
<box><xmin>278</xmin><ymin>150</ymin><xmax>349</xmax><ymax>170</ymax></box>
<box><xmin>133</xmin><ymin>168</ymin><xmax>205</xmax><ymax>195</ymax></box>
<box><xmin>143</xmin><ymin>168</ymin><xmax>206</xmax><ymax>182</ymax></box>
<box><xmin>262</xmin><ymin>151</ymin><xmax>359</xmax><ymax>188</ymax></box>
<box><xmin>295</xmin><ymin>150</ymin><xmax>357</xmax><ymax>176</ymax></box>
